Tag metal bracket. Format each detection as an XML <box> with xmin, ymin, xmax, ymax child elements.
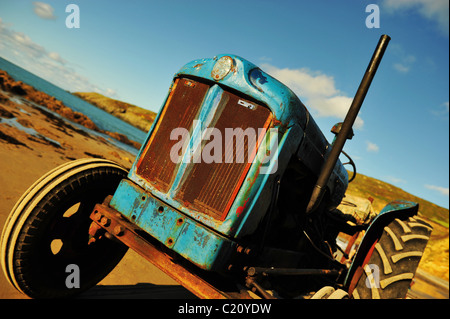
<box><xmin>89</xmin><ymin>201</ymin><xmax>242</xmax><ymax>299</ymax></box>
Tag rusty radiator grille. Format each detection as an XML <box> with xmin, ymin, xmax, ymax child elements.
<box><xmin>175</xmin><ymin>90</ymin><xmax>272</xmax><ymax>219</ymax></box>
<box><xmin>136</xmin><ymin>78</ymin><xmax>209</xmax><ymax>193</ymax></box>
<box><xmin>136</xmin><ymin>77</ymin><xmax>272</xmax><ymax>220</ymax></box>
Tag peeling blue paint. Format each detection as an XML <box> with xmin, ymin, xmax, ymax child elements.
<box><xmin>110</xmin><ymin>179</ymin><xmax>236</xmax><ymax>270</ymax></box>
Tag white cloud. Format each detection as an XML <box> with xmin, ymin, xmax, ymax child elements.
<box><xmin>383</xmin><ymin>0</ymin><xmax>449</xmax><ymax>35</ymax></box>
<box><xmin>385</xmin><ymin>176</ymin><xmax>407</xmax><ymax>184</ymax></box>
<box><xmin>104</xmin><ymin>88</ymin><xmax>118</xmax><ymax>98</ymax></box>
<box><xmin>431</xmin><ymin>101</ymin><xmax>449</xmax><ymax>119</ymax></box>
<box><xmin>0</xmin><ymin>19</ymin><xmax>115</xmax><ymax>98</ymax></box>
<box><xmin>48</xmin><ymin>52</ymin><xmax>66</xmax><ymax>65</ymax></box>
<box><xmin>390</xmin><ymin>45</ymin><xmax>417</xmax><ymax>73</ymax></box>
<box><xmin>425</xmin><ymin>184</ymin><xmax>450</xmax><ymax>196</ymax></box>
<box><xmin>393</xmin><ymin>63</ymin><xmax>411</xmax><ymax>73</ymax></box>
<box><xmin>395</xmin><ymin>55</ymin><xmax>416</xmax><ymax>73</ymax></box>
<box><xmin>261</xmin><ymin>64</ymin><xmax>364</xmax><ymax>129</ymax></box>
<box><xmin>33</xmin><ymin>2</ymin><xmax>56</xmax><ymax>20</ymax></box>
<box><xmin>366</xmin><ymin>141</ymin><xmax>379</xmax><ymax>153</ymax></box>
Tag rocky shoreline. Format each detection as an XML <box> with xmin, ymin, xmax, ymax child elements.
<box><xmin>0</xmin><ymin>70</ymin><xmax>142</xmax><ymax>150</ymax></box>
<box><xmin>73</xmin><ymin>92</ymin><xmax>156</xmax><ymax>133</ymax></box>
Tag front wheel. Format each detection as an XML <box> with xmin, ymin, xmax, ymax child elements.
<box><xmin>1</xmin><ymin>158</ymin><xmax>129</xmax><ymax>298</ymax></box>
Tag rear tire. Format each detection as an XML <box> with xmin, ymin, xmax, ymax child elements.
<box><xmin>1</xmin><ymin>159</ymin><xmax>129</xmax><ymax>298</ymax></box>
<box><xmin>351</xmin><ymin>216</ymin><xmax>432</xmax><ymax>299</ymax></box>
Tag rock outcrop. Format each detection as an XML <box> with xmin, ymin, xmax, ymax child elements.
<box><xmin>73</xmin><ymin>92</ymin><xmax>156</xmax><ymax>132</ymax></box>
<box><xmin>0</xmin><ymin>70</ymin><xmax>140</xmax><ymax>149</ymax></box>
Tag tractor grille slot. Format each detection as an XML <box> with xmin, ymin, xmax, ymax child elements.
<box><xmin>136</xmin><ymin>77</ymin><xmax>272</xmax><ymax>220</ymax></box>
<box><xmin>136</xmin><ymin>78</ymin><xmax>209</xmax><ymax>193</ymax></box>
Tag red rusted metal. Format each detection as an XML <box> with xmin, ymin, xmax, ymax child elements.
<box><xmin>347</xmin><ymin>239</ymin><xmax>378</xmax><ymax>296</ymax></box>
<box><xmin>136</xmin><ymin>78</ymin><xmax>209</xmax><ymax>193</ymax></box>
<box><xmin>87</xmin><ymin>222</ymin><xmax>103</xmax><ymax>245</ymax></box>
<box><xmin>175</xmin><ymin>90</ymin><xmax>272</xmax><ymax>220</ymax></box>
<box><xmin>246</xmin><ymin>267</ymin><xmax>340</xmax><ymax>277</ymax></box>
<box><xmin>89</xmin><ymin>201</ymin><xmax>251</xmax><ymax>299</ymax></box>
<box><xmin>340</xmin><ymin>232</ymin><xmax>359</xmax><ymax>263</ymax></box>
<box><xmin>245</xmin><ymin>277</ymin><xmax>276</xmax><ymax>299</ymax></box>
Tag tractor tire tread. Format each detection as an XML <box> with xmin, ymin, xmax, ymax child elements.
<box><xmin>352</xmin><ymin>216</ymin><xmax>432</xmax><ymax>299</ymax></box>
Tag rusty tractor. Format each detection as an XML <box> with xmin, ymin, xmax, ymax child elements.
<box><xmin>1</xmin><ymin>35</ymin><xmax>433</xmax><ymax>299</ymax></box>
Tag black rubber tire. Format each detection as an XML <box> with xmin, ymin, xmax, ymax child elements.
<box><xmin>1</xmin><ymin>159</ymin><xmax>129</xmax><ymax>298</ymax></box>
<box><xmin>351</xmin><ymin>215</ymin><xmax>433</xmax><ymax>299</ymax></box>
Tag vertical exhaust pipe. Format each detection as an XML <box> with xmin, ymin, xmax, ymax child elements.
<box><xmin>305</xmin><ymin>34</ymin><xmax>391</xmax><ymax>215</ymax></box>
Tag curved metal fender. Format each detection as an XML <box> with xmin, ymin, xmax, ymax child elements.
<box><xmin>343</xmin><ymin>200</ymin><xmax>419</xmax><ymax>288</ymax></box>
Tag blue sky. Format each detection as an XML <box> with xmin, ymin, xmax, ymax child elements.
<box><xmin>0</xmin><ymin>0</ymin><xmax>448</xmax><ymax>209</ymax></box>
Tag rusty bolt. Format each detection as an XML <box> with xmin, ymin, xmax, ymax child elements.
<box><xmin>113</xmin><ymin>225</ymin><xmax>124</xmax><ymax>236</ymax></box>
<box><xmin>247</xmin><ymin>267</ymin><xmax>257</xmax><ymax>276</ymax></box>
<box><xmin>93</xmin><ymin>211</ymin><xmax>102</xmax><ymax>221</ymax></box>
<box><xmin>88</xmin><ymin>222</ymin><xmax>102</xmax><ymax>237</ymax></box>
<box><xmin>237</xmin><ymin>246</ymin><xmax>251</xmax><ymax>255</ymax></box>
<box><xmin>104</xmin><ymin>232</ymin><xmax>114</xmax><ymax>240</ymax></box>
<box><xmin>100</xmin><ymin>217</ymin><xmax>111</xmax><ymax>227</ymax></box>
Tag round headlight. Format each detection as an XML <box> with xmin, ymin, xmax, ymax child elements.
<box><xmin>211</xmin><ymin>56</ymin><xmax>233</xmax><ymax>81</ymax></box>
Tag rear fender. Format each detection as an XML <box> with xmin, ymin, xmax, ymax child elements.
<box><xmin>343</xmin><ymin>200</ymin><xmax>419</xmax><ymax>288</ymax></box>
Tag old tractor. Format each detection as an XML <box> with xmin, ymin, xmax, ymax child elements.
<box><xmin>1</xmin><ymin>35</ymin><xmax>433</xmax><ymax>299</ymax></box>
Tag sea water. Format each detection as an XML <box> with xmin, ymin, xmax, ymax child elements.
<box><xmin>0</xmin><ymin>57</ymin><xmax>148</xmax><ymax>151</ymax></box>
